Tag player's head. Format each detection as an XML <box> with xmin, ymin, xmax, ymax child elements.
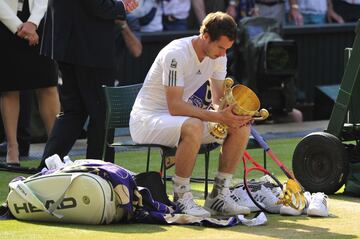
<box><xmin>200</xmin><ymin>12</ymin><xmax>237</xmax><ymax>42</ymax></box>
<box><xmin>199</xmin><ymin>12</ymin><xmax>237</xmax><ymax>59</ymax></box>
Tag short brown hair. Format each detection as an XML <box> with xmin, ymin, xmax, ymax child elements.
<box><xmin>199</xmin><ymin>12</ymin><xmax>237</xmax><ymax>42</ymax></box>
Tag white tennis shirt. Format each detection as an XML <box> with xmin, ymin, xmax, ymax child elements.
<box><xmin>132</xmin><ymin>36</ymin><xmax>227</xmax><ymax>116</ymax></box>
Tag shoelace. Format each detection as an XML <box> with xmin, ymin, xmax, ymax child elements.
<box><xmin>311</xmin><ymin>193</ymin><xmax>328</xmax><ymax>207</ymax></box>
<box><xmin>253</xmin><ymin>186</ymin><xmax>278</xmax><ymax>205</ymax></box>
<box><xmin>180</xmin><ymin>196</ymin><xmax>203</xmax><ymax>210</ymax></box>
<box><xmin>233</xmin><ymin>188</ymin><xmax>255</xmax><ymax>205</ymax></box>
<box><xmin>221</xmin><ymin>191</ymin><xmax>240</xmax><ymax>210</ymax></box>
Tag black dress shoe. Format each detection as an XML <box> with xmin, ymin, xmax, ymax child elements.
<box><xmin>0</xmin><ymin>141</ymin><xmax>30</xmax><ymax>157</ymax></box>
<box><xmin>5</xmin><ymin>162</ymin><xmax>20</xmax><ymax>167</ymax></box>
<box><xmin>0</xmin><ymin>162</ymin><xmax>38</xmax><ymax>174</ymax></box>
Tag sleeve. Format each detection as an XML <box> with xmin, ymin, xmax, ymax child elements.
<box><xmin>211</xmin><ymin>56</ymin><xmax>227</xmax><ymax>81</ymax></box>
<box><xmin>161</xmin><ymin>51</ymin><xmax>185</xmax><ymax>87</ymax></box>
<box><xmin>28</xmin><ymin>0</ymin><xmax>48</xmax><ymax>27</ymax></box>
<box><xmin>81</xmin><ymin>0</ymin><xmax>126</xmax><ymax>20</ymax></box>
<box><xmin>0</xmin><ymin>1</ymin><xmax>22</xmax><ymax>34</ymax></box>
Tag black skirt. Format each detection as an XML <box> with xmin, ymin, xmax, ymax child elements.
<box><xmin>0</xmin><ymin>0</ymin><xmax>58</xmax><ymax>92</ymax></box>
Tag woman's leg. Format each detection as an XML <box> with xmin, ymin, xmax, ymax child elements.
<box><xmin>36</xmin><ymin>86</ymin><xmax>60</xmax><ymax>136</ymax></box>
<box><xmin>0</xmin><ymin>91</ymin><xmax>20</xmax><ymax>164</ymax></box>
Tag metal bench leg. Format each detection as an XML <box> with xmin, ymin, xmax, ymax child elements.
<box><xmin>160</xmin><ymin>156</ymin><xmax>167</xmax><ymax>191</ymax></box>
<box><xmin>204</xmin><ymin>150</ymin><xmax>210</xmax><ymax>199</ymax></box>
<box><xmin>146</xmin><ymin>147</ymin><xmax>151</xmax><ymax>172</ymax></box>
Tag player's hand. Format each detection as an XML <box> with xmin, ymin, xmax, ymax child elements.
<box><xmin>220</xmin><ymin>104</ymin><xmax>252</xmax><ymax>128</ymax></box>
<box><xmin>121</xmin><ymin>0</ymin><xmax>139</xmax><ymax>13</ymax></box>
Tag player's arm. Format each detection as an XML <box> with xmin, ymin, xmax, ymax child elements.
<box><xmin>162</xmin><ymin>51</ymin><xmax>220</xmax><ymax>122</ymax></box>
<box><xmin>165</xmin><ymin>85</ymin><xmax>220</xmax><ymax>122</ymax></box>
<box><xmin>208</xmin><ymin>78</ymin><xmax>224</xmax><ymax>108</ymax></box>
<box><xmin>208</xmin><ymin>56</ymin><xmax>228</xmax><ymax>109</ymax></box>
<box><xmin>165</xmin><ymin>86</ymin><xmax>251</xmax><ymax>128</ymax></box>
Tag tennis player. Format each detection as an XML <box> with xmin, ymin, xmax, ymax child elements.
<box><xmin>130</xmin><ymin>12</ymin><xmax>252</xmax><ymax>217</ymax></box>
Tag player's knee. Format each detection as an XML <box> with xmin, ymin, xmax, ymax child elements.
<box><xmin>181</xmin><ymin>118</ymin><xmax>204</xmax><ymax>142</ymax></box>
<box><xmin>227</xmin><ymin>123</ymin><xmax>251</xmax><ymax>137</ymax></box>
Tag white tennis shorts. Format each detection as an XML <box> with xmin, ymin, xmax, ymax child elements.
<box><xmin>129</xmin><ymin>112</ymin><xmax>222</xmax><ymax>147</ymax></box>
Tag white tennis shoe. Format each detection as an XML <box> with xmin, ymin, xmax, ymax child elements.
<box><xmin>231</xmin><ymin>186</ymin><xmax>264</xmax><ymax>212</ymax></box>
<box><xmin>204</xmin><ymin>188</ymin><xmax>250</xmax><ymax>216</ymax></box>
<box><xmin>307</xmin><ymin>192</ymin><xmax>329</xmax><ymax>217</ymax></box>
<box><xmin>175</xmin><ymin>192</ymin><xmax>211</xmax><ymax>217</ymax></box>
<box><xmin>251</xmin><ymin>185</ymin><xmax>282</xmax><ymax>213</ymax></box>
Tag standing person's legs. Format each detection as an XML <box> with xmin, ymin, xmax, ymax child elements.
<box><xmin>0</xmin><ymin>119</ymin><xmax>4</xmax><ymax>142</ymax></box>
<box><xmin>39</xmin><ymin>62</ymin><xmax>88</xmax><ymax>169</ymax></box>
<box><xmin>0</xmin><ymin>91</ymin><xmax>32</xmax><ymax>157</ymax></box>
<box><xmin>75</xmin><ymin>65</ymin><xmax>115</xmax><ymax>161</ymax></box>
<box><xmin>0</xmin><ymin>91</ymin><xmax>20</xmax><ymax>164</ymax></box>
<box><xmin>0</xmin><ymin>99</ymin><xmax>4</xmax><ymax>142</ymax></box>
<box><xmin>36</xmin><ymin>86</ymin><xmax>60</xmax><ymax>136</ymax></box>
<box><xmin>17</xmin><ymin>90</ymin><xmax>32</xmax><ymax>155</ymax></box>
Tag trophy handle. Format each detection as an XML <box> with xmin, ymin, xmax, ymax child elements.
<box><xmin>252</xmin><ymin>109</ymin><xmax>269</xmax><ymax>121</ymax></box>
<box><xmin>277</xmin><ymin>179</ymin><xmax>307</xmax><ymax>210</ymax></box>
<box><xmin>208</xmin><ymin>78</ymin><xmax>234</xmax><ymax>140</ymax></box>
<box><xmin>218</xmin><ymin>78</ymin><xmax>234</xmax><ymax>111</ymax></box>
<box><xmin>224</xmin><ymin>77</ymin><xmax>234</xmax><ymax>89</ymax></box>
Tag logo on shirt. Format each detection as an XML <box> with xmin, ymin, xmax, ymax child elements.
<box><xmin>196</xmin><ymin>69</ymin><xmax>201</xmax><ymax>75</ymax></box>
<box><xmin>170</xmin><ymin>59</ymin><xmax>178</xmax><ymax>68</ymax></box>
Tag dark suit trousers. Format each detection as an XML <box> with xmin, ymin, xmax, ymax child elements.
<box><xmin>39</xmin><ymin>62</ymin><xmax>115</xmax><ymax>168</ymax></box>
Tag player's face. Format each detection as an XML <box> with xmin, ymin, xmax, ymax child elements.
<box><xmin>204</xmin><ymin>34</ymin><xmax>234</xmax><ymax>59</ymax></box>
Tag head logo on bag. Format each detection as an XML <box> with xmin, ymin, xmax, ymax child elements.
<box><xmin>11</xmin><ymin>197</ymin><xmax>77</xmax><ymax>214</ymax></box>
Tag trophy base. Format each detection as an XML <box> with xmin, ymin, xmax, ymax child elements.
<box><xmin>208</xmin><ymin>122</ymin><xmax>227</xmax><ymax>140</ymax></box>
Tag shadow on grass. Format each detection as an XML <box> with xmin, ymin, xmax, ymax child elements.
<box><xmin>19</xmin><ymin>220</ymin><xmax>170</xmax><ymax>234</ymax></box>
<box><xmin>331</xmin><ymin>193</ymin><xmax>360</xmax><ymax>203</ymax></box>
<box><xmin>224</xmin><ymin>214</ymin><xmax>358</xmax><ymax>239</ymax></box>
<box><xmin>14</xmin><ymin>212</ymin><xmax>357</xmax><ymax>239</ymax></box>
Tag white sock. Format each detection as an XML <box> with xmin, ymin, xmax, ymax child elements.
<box><xmin>216</xmin><ymin>172</ymin><xmax>233</xmax><ymax>187</ymax></box>
<box><xmin>172</xmin><ymin>174</ymin><xmax>190</xmax><ymax>201</ymax></box>
<box><xmin>210</xmin><ymin>172</ymin><xmax>233</xmax><ymax>198</ymax></box>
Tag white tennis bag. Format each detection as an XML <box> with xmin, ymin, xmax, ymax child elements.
<box><xmin>7</xmin><ymin>172</ymin><xmax>124</xmax><ymax>224</ymax></box>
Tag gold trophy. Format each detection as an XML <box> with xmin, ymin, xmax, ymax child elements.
<box><xmin>209</xmin><ymin>78</ymin><xmax>306</xmax><ymax>211</ymax></box>
<box><xmin>277</xmin><ymin>179</ymin><xmax>307</xmax><ymax>210</ymax></box>
<box><xmin>209</xmin><ymin>78</ymin><xmax>269</xmax><ymax>139</ymax></box>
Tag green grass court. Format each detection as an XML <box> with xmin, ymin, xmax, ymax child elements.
<box><xmin>1</xmin><ymin>138</ymin><xmax>360</xmax><ymax>239</ymax></box>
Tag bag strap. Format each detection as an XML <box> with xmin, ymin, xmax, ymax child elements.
<box><xmin>8</xmin><ymin>173</ymin><xmax>82</xmax><ymax>218</ymax></box>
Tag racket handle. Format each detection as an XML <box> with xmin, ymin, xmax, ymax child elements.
<box><xmin>251</xmin><ymin>127</ymin><xmax>270</xmax><ymax>151</ymax></box>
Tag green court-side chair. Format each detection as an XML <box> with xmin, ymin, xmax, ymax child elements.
<box><xmin>102</xmin><ymin>84</ymin><xmax>265</xmax><ymax>198</ymax></box>
<box><xmin>102</xmin><ymin>84</ymin><xmax>222</xmax><ymax>198</ymax></box>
